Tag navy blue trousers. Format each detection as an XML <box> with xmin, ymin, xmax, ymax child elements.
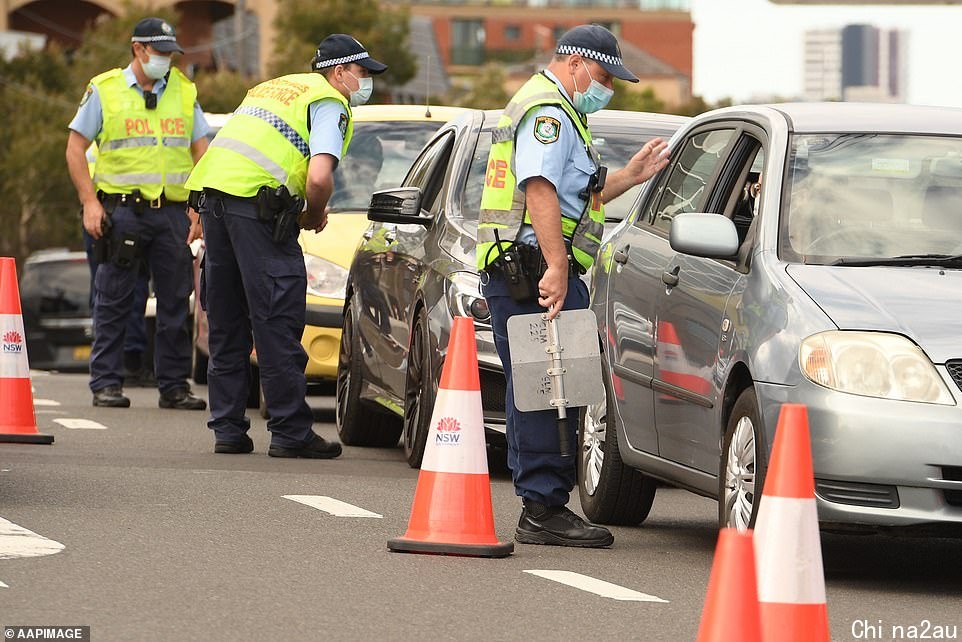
<box><xmin>200</xmin><ymin>203</ymin><xmax>313</xmax><ymax>448</ymax></box>
<box><xmin>83</xmin><ymin>227</ymin><xmax>150</xmax><ymax>355</ymax></box>
<box><xmin>484</xmin><ymin>272</ymin><xmax>588</xmax><ymax>507</ymax></box>
<box><xmin>89</xmin><ymin>204</ymin><xmax>193</xmax><ymax>394</ymax></box>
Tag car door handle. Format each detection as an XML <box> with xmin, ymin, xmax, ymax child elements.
<box><xmin>662</xmin><ymin>265</ymin><xmax>680</xmax><ymax>287</ymax></box>
<box><xmin>614</xmin><ymin>245</ymin><xmax>630</xmax><ymax>265</ymax></box>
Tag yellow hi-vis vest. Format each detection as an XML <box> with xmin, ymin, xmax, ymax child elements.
<box><xmin>92</xmin><ymin>67</ymin><xmax>196</xmax><ymax>202</ymax></box>
<box><xmin>477</xmin><ymin>73</ymin><xmax>606</xmax><ymax>273</ymax></box>
<box><xmin>185</xmin><ymin>73</ymin><xmax>353</xmax><ymax>199</ymax></box>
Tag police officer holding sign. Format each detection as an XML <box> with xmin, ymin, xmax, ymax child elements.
<box><xmin>185</xmin><ymin>35</ymin><xmax>386</xmax><ymax>457</ymax></box>
<box><xmin>66</xmin><ymin>17</ymin><xmax>209</xmax><ymax>410</ymax></box>
<box><xmin>478</xmin><ymin>25</ymin><xmax>669</xmax><ymax>547</ymax></box>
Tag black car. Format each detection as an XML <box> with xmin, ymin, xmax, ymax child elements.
<box><xmin>20</xmin><ymin>249</ymin><xmax>94</xmax><ymax>372</ymax></box>
<box><xmin>337</xmin><ymin>108</ymin><xmax>688</xmax><ymax>467</ymax></box>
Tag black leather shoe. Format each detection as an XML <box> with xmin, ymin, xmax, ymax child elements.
<box><xmin>158</xmin><ymin>387</ymin><xmax>207</xmax><ymax>410</ymax></box>
<box><xmin>124</xmin><ymin>368</ymin><xmax>157</xmax><ymax>388</ymax></box>
<box><xmin>268</xmin><ymin>433</ymin><xmax>342</xmax><ymax>459</ymax></box>
<box><xmin>214</xmin><ymin>435</ymin><xmax>254</xmax><ymax>454</ymax></box>
<box><xmin>92</xmin><ymin>385</ymin><xmax>130</xmax><ymax>408</ymax></box>
<box><xmin>515</xmin><ymin>501</ymin><xmax>614</xmax><ymax>548</ymax></box>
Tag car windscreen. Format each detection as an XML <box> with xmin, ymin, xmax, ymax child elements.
<box><xmin>460</xmin><ymin>122</ymin><xmax>676</xmax><ymax>226</ymax></box>
<box><xmin>20</xmin><ymin>257</ymin><xmax>90</xmax><ymax>317</ymax></box>
<box><xmin>328</xmin><ymin>121</ymin><xmax>443</xmax><ymax>212</ymax></box>
<box><xmin>780</xmin><ymin>133</ymin><xmax>962</xmax><ymax>264</ymax></box>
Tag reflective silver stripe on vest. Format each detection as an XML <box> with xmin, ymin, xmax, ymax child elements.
<box><xmin>93</xmin><ymin>172</ymin><xmax>164</xmax><ymax>184</ymax></box>
<box><xmin>502</xmin><ymin>92</ymin><xmax>563</xmax><ymax>123</ymax></box>
<box><xmin>166</xmin><ymin>172</ymin><xmax>191</xmax><ymax>184</ymax></box>
<box><xmin>209</xmin><ymin>136</ymin><xmax>290</xmax><ymax>185</ymax></box>
<box><xmin>162</xmin><ymin>137</ymin><xmax>191</xmax><ymax>148</ymax></box>
<box><xmin>235</xmin><ymin>105</ymin><xmax>310</xmax><ymax>158</ymax></box>
<box><xmin>99</xmin><ymin>136</ymin><xmax>157</xmax><ymax>151</ymax></box>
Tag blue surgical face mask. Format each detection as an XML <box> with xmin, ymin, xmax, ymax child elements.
<box><xmin>346</xmin><ymin>71</ymin><xmax>373</xmax><ymax>107</ymax></box>
<box><xmin>142</xmin><ymin>53</ymin><xmax>172</xmax><ymax>80</ymax></box>
<box><xmin>571</xmin><ymin>61</ymin><xmax>614</xmax><ymax>114</ymax></box>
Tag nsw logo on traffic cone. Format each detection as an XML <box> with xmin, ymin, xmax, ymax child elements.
<box><xmin>388</xmin><ymin>316</ymin><xmax>513</xmax><ymax>557</ymax></box>
<box><xmin>0</xmin><ymin>257</ymin><xmax>53</xmax><ymax>444</ymax></box>
<box><xmin>754</xmin><ymin>403</ymin><xmax>828</xmax><ymax>642</ymax></box>
<box><xmin>697</xmin><ymin>528</ymin><xmax>762</xmax><ymax>642</ymax></box>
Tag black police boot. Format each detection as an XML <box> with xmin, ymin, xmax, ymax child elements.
<box><xmin>515</xmin><ymin>500</ymin><xmax>614</xmax><ymax>548</ymax></box>
<box><xmin>92</xmin><ymin>385</ymin><xmax>130</xmax><ymax>408</ymax></box>
<box><xmin>158</xmin><ymin>387</ymin><xmax>207</xmax><ymax>410</ymax></box>
<box><xmin>268</xmin><ymin>433</ymin><xmax>342</xmax><ymax>459</ymax></box>
<box><xmin>214</xmin><ymin>434</ymin><xmax>254</xmax><ymax>454</ymax></box>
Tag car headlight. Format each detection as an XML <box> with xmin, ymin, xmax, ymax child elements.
<box><xmin>800</xmin><ymin>331</ymin><xmax>955</xmax><ymax>405</ymax></box>
<box><xmin>304</xmin><ymin>254</ymin><xmax>348</xmax><ymax>300</ymax></box>
<box><xmin>446</xmin><ymin>272</ymin><xmax>490</xmax><ymax>323</ymax></box>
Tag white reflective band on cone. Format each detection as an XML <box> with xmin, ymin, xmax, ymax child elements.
<box><xmin>419</xmin><ymin>388</ymin><xmax>488</xmax><ymax>475</ymax></box>
<box><xmin>0</xmin><ymin>313</ymin><xmax>30</xmax><ymax>378</ymax></box>
<box><xmin>754</xmin><ymin>496</ymin><xmax>827</xmax><ymax>604</ymax></box>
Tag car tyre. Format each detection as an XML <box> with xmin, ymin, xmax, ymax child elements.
<box><xmin>402</xmin><ymin>306</ymin><xmax>436</xmax><ymax>468</ymax></box>
<box><xmin>718</xmin><ymin>387</ymin><xmax>768</xmax><ymax>530</ymax></box>
<box><xmin>578</xmin><ymin>358</ymin><xmax>657</xmax><ymax>526</ymax></box>
<box><xmin>336</xmin><ymin>297</ymin><xmax>403</xmax><ymax>447</ymax></box>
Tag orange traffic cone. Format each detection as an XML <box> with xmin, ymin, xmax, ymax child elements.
<box><xmin>0</xmin><ymin>257</ymin><xmax>53</xmax><ymax>444</ymax></box>
<box><xmin>697</xmin><ymin>528</ymin><xmax>762</xmax><ymax>642</ymax></box>
<box><xmin>388</xmin><ymin>316</ymin><xmax>513</xmax><ymax>557</ymax></box>
<box><xmin>754</xmin><ymin>404</ymin><xmax>828</xmax><ymax>642</ymax></box>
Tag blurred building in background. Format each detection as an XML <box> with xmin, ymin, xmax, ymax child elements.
<box><xmin>1</xmin><ymin>0</ymin><xmax>692</xmax><ymax>107</ymax></box>
<box><xmin>803</xmin><ymin>24</ymin><xmax>906</xmax><ymax>102</ymax></box>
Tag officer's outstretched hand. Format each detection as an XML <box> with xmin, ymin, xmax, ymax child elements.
<box><xmin>538</xmin><ymin>264</ymin><xmax>568</xmax><ymax>320</ymax></box>
<box><xmin>626</xmin><ymin>138</ymin><xmax>671</xmax><ymax>185</ymax></box>
<box><xmin>186</xmin><ymin>208</ymin><xmax>203</xmax><ymax>244</ymax></box>
<box><xmin>82</xmin><ymin>200</ymin><xmax>107</xmax><ymax>240</ymax></box>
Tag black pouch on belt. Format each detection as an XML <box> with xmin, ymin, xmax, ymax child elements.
<box><xmin>112</xmin><ymin>233</ymin><xmax>141</xmax><ymax>270</ymax></box>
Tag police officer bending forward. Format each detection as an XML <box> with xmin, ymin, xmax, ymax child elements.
<box><xmin>66</xmin><ymin>17</ymin><xmax>209</xmax><ymax>411</ymax></box>
<box><xmin>185</xmin><ymin>35</ymin><xmax>387</xmax><ymax>457</ymax></box>
<box><xmin>478</xmin><ymin>25</ymin><xmax>669</xmax><ymax>547</ymax></box>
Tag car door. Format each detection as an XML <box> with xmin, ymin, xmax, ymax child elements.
<box><xmin>654</xmin><ymin>128</ymin><xmax>767</xmax><ymax>473</ymax></box>
<box><xmin>372</xmin><ymin>131</ymin><xmax>457</xmax><ymax>395</ymax></box>
<box><xmin>607</xmin><ymin>127</ymin><xmax>737</xmax><ymax>456</ymax></box>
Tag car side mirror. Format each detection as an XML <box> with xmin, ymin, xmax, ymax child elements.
<box><xmin>367</xmin><ymin>187</ymin><xmax>430</xmax><ymax>226</ymax></box>
<box><xmin>669</xmin><ymin>213</ymin><xmax>740</xmax><ymax>259</ymax></box>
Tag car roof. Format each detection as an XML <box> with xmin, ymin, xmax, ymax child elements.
<box><xmin>707</xmin><ymin>103</ymin><xmax>962</xmax><ymax>136</ymax></box>
<box><xmin>480</xmin><ymin>108</ymin><xmax>689</xmax><ymax>131</ymax></box>
<box><xmin>25</xmin><ymin>249</ymin><xmax>87</xmax><ymax>264</ymax></box>
<box><xmin>205</xmin><ymin>105</ymin><xmax>467</xmax><ymax>131</ymax></box>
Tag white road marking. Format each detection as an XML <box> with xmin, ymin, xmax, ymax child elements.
<box><xmin>523</xmin><ymin>570</ymin><xmax>669</xmax><ymax>603</ymax></box>
<box><xmin>34</xmin><ymin>399</ymin><xmax>61</xmax><ymax>407</ymax></box>
<box><xmin>283</xmin><ymin>495</ymin><xmax>382</xmax><ymax>518</ymax></box>
<box><xmin>53</xmin><ymin>418</ymin><xmax>107</xmax><ymax>430</ymax></box>
<box><xmin>0</xmin><ymin>580</ymin><xmax>8</xmax><ymax>588</ymax></box>
<box><xmin>0</xmin><ymin>517</ymin><xmax>65</xmax><ymax>560</ymax></box>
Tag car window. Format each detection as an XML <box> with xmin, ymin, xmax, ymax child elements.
<box><xmin>646</xmin><ymin>129</ymin><xmax>736</xmax><ymax>234</ymax></box>
<box><xmin>781</xmin><ymin>133</ymin><xmax>962</xmax><ymax>263</ymax></box>
<box><xmin>404</xmin><ymin>131</ymin><xmax>455</xmax><ymax>190</ymax></box>
<box><xmin>461</xmin><ymin>130</ymin><xmax>492</xmax><ymax>221</ymax></box>
<box><xmin>329</xmin><ymin>121</ymin><xmax>443</xmax><ymax>212</ymax></box>
<box><xmin>20</xmin><ymin>258</ymin><xmax>90</xmax><ymax>316</ymax></box>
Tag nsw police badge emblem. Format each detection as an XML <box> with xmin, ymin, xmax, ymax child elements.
<box><xmin>533</xmin><ymin>116</ymin><xmax>560</xmax><ymax>144</ymax></box>
<box><xmin>338</xmin><ymin>113</ymin><xmax>348</xmax><ymax>138</ymax></box>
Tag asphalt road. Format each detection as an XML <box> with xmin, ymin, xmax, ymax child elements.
<box><xmin>1</xmin><ymin>373</ymin><xmax>961</xmax><ymax>641</ymax></box>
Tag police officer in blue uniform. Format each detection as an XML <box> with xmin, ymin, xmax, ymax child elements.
<box><xmin>185</xmin><ymin>35</ymin><xmax>387</xmax><ymax>457</ymax></box>
<box><xmin>65</xmin><ymin>18</ymin><xmax>209</xmax><ymax>409</ymax></box>
<box><xmin>480</xmin><ymin>25</ymin><xmax>669</xmax><ymax>547</ymax></box>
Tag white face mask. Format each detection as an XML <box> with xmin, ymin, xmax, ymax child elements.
<box><xmin>345</xmin><ymin>71</ymin><xmax>373</xmax><ymax>107</ymax></box>
<box><xmin>142</xmin><ymin>53</ymin><xmax>172</xmax><ymax>80</ymax></box>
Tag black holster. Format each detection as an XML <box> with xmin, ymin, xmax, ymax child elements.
<box><xmin>256</xmin><ymin>185</ymin><xmax>304</xmax><ymax>244</ymax></box>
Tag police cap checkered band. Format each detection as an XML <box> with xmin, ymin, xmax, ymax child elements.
<box><xmin>556</xmin><ymin>45</ymin><xmax>623</xmax><ymax>68</ymax></box>
<box><xmin>131</xmin><ymin>17</ymin><xmax>183</xmax><ymax>53</ymax></box>
<box><xmin>311</xmin><ymin>34</ymin><xmax>387</xmax><ymax>74</ymax></box>
<box><xmin>555</xmin><ymin>24</ymin><xmax>639</xmax><ymax>83</ymax></box>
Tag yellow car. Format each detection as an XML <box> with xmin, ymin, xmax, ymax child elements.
<box><xmin>255</xmin><ymin>105</ymin><xmax>465</xmax><ymax>391</ymax></box>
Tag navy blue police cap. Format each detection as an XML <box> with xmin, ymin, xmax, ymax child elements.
<box><xmin>556</xmin><ymin>24</ymin><xmax>639</xmax><ymax>83</ymax></box>
<box><xmin>311</xmin><ymin>34</ymin><xmax>388</xmax><ymax>74</ymax></box>
<box><xmin>131</xmin><ymin>17</ymin><xmax>183</xmax><ymax>54</ymax></box>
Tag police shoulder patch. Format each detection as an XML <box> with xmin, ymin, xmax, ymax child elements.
<box><xmin>80</xmin><ymin>84</ymin><xmax>93</xmax><ymax>107</ymax></box>
<box><xmin>533</xmin><ymin>116</ymin><xmax>561</xmax><ymax>144</ymax></box>
<box><xmin>338</xmin><ymin>112</ymin><xmax>348</xmax><ymax>138</ymax></box>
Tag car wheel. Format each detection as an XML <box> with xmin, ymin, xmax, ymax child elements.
<box><xmin>719</xmin><ymin>387</ymin><xmax>768</xmax><ymax>530</ymax></box>
<box><xmin>578</xmin><ymin>359</ymin><xmax>657</xmax><ymax>525</ymax></box>
<box><xmin>402</xmin><ymin>307</ymin><xmax>436</xmax><ymax>468</ymax></box>
<box><xmin>192</xmin><ymin>345</ymin><xmax>208</xmax><ymax>385</ymax></box>
<box><xmin>336</xmin><ymin>297</ymin><xmax>403</xmax><ymax>447</ymax></box>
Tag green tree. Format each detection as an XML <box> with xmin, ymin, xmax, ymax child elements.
<box><xmin>192</xmin><ymin>69</ymin><xmax>250</xmax><ymax>113</ymax></box>
<box><xmin>447</xmin><ymin>65</ymin><xmax>510</xmax><ymax>110</ymax></box>
<box><xmin>270</xmin><ymin>0</ymin><xmax>416</xmax><ymax>99</ymax></box>
<box><xmin>608</xmin><ymin>83</ymin><xmax>666</xmax><ymax>114</ymax></box>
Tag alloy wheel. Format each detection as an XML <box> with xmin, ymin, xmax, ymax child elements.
<box><xmin>723</xmin><ymin>415</ymin><xmax>756</xmax><ymax>531</ymax></box>
<box><xmin>581</xmin><ymin>398</ymin><xmax>607</xmax><ymax>496</ymax></box>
